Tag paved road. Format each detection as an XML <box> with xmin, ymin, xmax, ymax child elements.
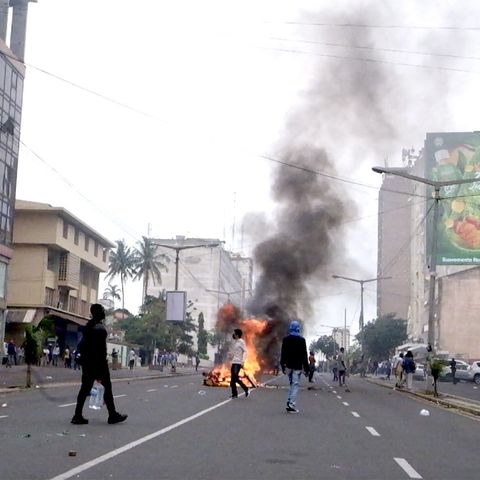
<box><xmin>1</xmin><ymin>372</ymin><xmax>480</xmax><ymax>479</ymax></box>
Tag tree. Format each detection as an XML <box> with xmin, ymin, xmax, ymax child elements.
<box><xmin>356</xmin><ymin>313</ymin><xmax>407</xmax><ymax>361</ymax></box>
<box><xmin>103</xmin><ymin>283</ymin><xmax>121</xmax><ymax>309</ymax></box>
<box><xmin>106</xmin><ymin>240</ymin><xmax>136</xmax><ymax>312</ymax></box>
<box><xmin>23</xmin><ymin>317</ymin><xmax>55</xmax><ymax>388</ymax></box>
<box><xmin>133</xmin><ymin>236</ymin><xmax>169</xmax><ymax>306</ymax></box>
<box><xmin>310</xmin><ymin>335</ymin><xmax>339</xmax><ymax>359</ymax></box>
<box><xmin>197</xmin><ymin>312</ymin><xmax>208</xmax><ymax>356</ymax></box>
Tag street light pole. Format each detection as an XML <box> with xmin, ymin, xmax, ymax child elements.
<box><xmin>154</xmin><ymin>242</ymin><xmax>220</xmax><ymax>290</ymax></box>
<box><xmin>332</xmin><ymin>274</ymin><xmax>391</xmax><ymax>349</ymax></box>
<box><xmin>372</xmin><ymin>166</ymin><xmax>480</xmax><ymax>352</ymax></box>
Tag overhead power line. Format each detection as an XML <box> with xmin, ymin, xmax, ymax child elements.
<box><xmin>264</xmin><ymin>21</ymin><xmax>480</xmax><ymax>31</ymax></box>
<box><xmin>265</xmin><ymin>36</ymin><xmax>480</xmax><ymax>62</ymax></box>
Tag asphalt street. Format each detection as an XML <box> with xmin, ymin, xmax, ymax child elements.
<box><xmin>1</xmin><ymin>372</ymin><xmax>480</xmax><ymax>480</ymax></box>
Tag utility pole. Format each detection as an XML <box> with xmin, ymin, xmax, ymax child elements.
<box><xmin>332</xmin><ymin>274</ymin><xmax>391</xmax><ymax>350</ymax></box>
<box><xmin>344</xmin><ymin>308</ymin><xmax>347</xmax><ymax>351</ymax></box>
<box><xmin>372</xmin><ymin>166</ymin><xmax>480</xmax><ymax>352</ymax></box>
<box><xmin>154</xmin><ymin>241</ymin><xmax>221</xmax><ymax>290</ymax></box>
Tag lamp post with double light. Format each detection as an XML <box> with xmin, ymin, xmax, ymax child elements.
<box><xmin>332</xmin><ymin>274</ymin><xmax>391</xmax><ymax>350</ymax></box>
<box><xmin>372</xmin><ymin>166</ymin><xmax>480</xmax><ymax>352</ymax></box>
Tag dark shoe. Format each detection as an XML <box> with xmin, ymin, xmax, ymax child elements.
<box><xmin>108</xmin><ymin>412</ymin><xmax>128</xmax><ymax>424</ymax></box>
<box><xmin>71</xmin><ymin>415</ymin><xmax>88</xmax><ymax>425</ymax></box>
<box><xmin>245</xmin><ymin>388</ymin><xmax>250</xmax><ymax>398</ymax></box>
<box><xmin>286</xmin><ymin>404</ymin><xmax>299</xmax><ymax>413</ymax></box>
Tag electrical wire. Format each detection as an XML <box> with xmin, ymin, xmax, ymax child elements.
<box><xmin>263</xmin><ymin>20</ymin><xmax>480</xmax><ymax>31</ymax></box>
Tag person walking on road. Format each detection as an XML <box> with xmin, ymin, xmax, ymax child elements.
<box><xmin>337</xmin><ymin>347</ymin><xmax>347</xmax><ymax>387</ymax></box>
<box><xmin>228</xmin><ymin>328</ymin><xmax>249</xmax><ymax>399</ymax></box>
<box><xmin>449</xmin><ymin>358</ymin><xmax>457</xmax><ymax>385</ymax></box>
<box><xmin>403</xmin><ymin>350</ymin><xmax>416</xmax><ymax>391</ymax></box>
<box><xmin>280</xmin><ymin>320</ymin><xmax>309</xmax><ymax>413</ymax></box>
<box><xmin>308</xmin><ymin>351</ymin><xmax>316</xmax><ymax>383</ymax></box>
<box><xmin>195</xmin><ymin>353</ymin><xmax>200</xmax><ymax>372</ymax></box>
<box><xmin>71</xmin><ymin>304</ymin><xmax>127</xmax><ymax>425</ymax></box>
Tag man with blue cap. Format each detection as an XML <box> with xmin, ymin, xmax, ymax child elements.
<box><xmin>280</xmin><ymin>319</ymin><xmax>309</xmax><ymax>413</ymax></box>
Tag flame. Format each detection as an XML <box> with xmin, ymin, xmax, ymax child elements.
<box><xmin>204</xmin><ymin>317</ymin><xmax>268</xmax><ymax>387</ymax></box>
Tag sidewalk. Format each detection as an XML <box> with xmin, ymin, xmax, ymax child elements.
<box><xmin>0</xmin><ymin>363</ymin><xmax>200</xmax><ymax>394</ymax></box>
<box><xmin>364</xmin><ymin>374</ymin><xmax>480</xmax><ymax>417</ymax></box>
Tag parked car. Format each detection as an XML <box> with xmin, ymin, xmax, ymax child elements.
<box><xmin>467</xmin><ymin>361</ymin><xmax>480</xmax><ymax>384</ymax></box>
<box><xmin>440</xmin><ymin>359</ymin><xmax>470</xmax><ymax>381</ymax></box>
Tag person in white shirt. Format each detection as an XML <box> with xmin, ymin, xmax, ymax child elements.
<box><xmin>228</xmin><ymin>328</ymin><xmax>249</xmax><ymax>398</ymax></box>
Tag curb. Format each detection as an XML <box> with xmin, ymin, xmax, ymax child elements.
<box><xmin>365</xmin><ymin>377</ymin><xmax>480</xmax><ymax>417</ymax></box>
<box><xmin>0</xmin><ymin>371</ymin><xmax>199</xmax><ymax>395</ymax></box>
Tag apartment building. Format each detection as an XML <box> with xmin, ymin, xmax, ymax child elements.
<box><xmin>5</xmin><ymin>200</ymin><xmax>114</xmax><ymax>349</ymax></box>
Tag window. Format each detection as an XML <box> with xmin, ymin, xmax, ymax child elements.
<box><xmin>47</xmin><ymin>249</ymin><xmax>56</xmax><ymax>271</ymax></box>
<box><xmin>69</xmin><ymin>296</ymin><xmax>77</xmax><ymax>313</ymax></box>
<box><xmin>44</xmin><ymin>287</ymin><xmax>54</xmax><ymax>306</ymax></box>
<box><xmin>0</xmin><ymin>261</ymin><xmax>6</xmax><ymax>299</ymax></box>
<box><xmin>94</xmin><ymin>241</ymin><xmax>98</xmax><ymax>257</ymax></box>
<box><xmin>84</xmin><ymin>235</ymin><xmax>89</xmax><ymax>252</ymax></box>
<box><xmin>74</xmin><ymin>228</ymin><xmax>79</xmax><ymax>246</ymax></box>
<box><xmin>63</xmin><ymin>220</ymin><xmax>68</xmax><ymax>239</ymax></box>
<box><xmin>102</xmin><ymin>248</ymin><xmax>107</xmax><ymax>262</ymax></box>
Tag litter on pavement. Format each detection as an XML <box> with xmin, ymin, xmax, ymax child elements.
<box><xmin>420</xmin><ymin>409</ymin><xmax>430</xmax><ymax>416</ymax></box>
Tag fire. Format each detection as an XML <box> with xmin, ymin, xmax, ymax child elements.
<box><xmin>203</xmin><ymin>317</ymin><xmax>268</xmax><ymax>388</ymax></box>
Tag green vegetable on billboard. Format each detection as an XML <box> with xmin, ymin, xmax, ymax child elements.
<box><xmin>425</xmin><ymin>132</ymin><xmax>480</xmax><ymax>265</ymax></box>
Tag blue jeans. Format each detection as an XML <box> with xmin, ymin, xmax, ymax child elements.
<box><xmin>287</xmin><ymin>369</ymin><xmax>302</xmax><ymax>406</ymax></box>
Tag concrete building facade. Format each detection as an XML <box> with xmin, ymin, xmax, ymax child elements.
<box><xmin>376</xmin><ymin>169</ymin><xmax>412</xmax><ymax>320</ymax></box>
<box><xmin>0</xmin><ymin>0</ymin><xmax>35</xmax><ymax>347</ymax></box>
<box><xmin>5</xmin><ymin>200</ymin><xmax>114</xmax><ymax>349</ymax></box>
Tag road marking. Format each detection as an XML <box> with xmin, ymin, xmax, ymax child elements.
<box><xmin>147</xmin><ymin>389</ymin><xmax>157</xmax><ymax>392</ymax></box>
<box><xmin>394</xmin><ymin>458</ymin><xmax>422</xmax><ymax>479</ymax></box>
<box><xmin>332</xmin><ymin>390</ymin><xmax>337</xmax><ymax>394</ymax></box>
<box><xmin>170</xmin><ymin>385</ymin><xmax>178</xmax><ymax>389</ymax></box>
<box><xmin>342</xmin><ymin>401</ymin><xmax>349</xmax><ymax>406</ymax></box>
<box><xmin>48</xmin><ymin>398</ymin><xmax>232</xmax><ymax>480</ymax></box>
<box><xmin>59</xmin><ymin>402</ymin><xmax>76</xmax><ymax>408</ymax></box>
<box><xmin>351</xmin><ymin>411</ymin><xmax>360</xmax><ymax>417</ymax></box>
<box><xmin>336</xmin><ymin>395</ymin><xmax>342</xmax><ymax>399</ymax></box>
<box><xmin>114</xmin><ymin>394</ymin><xmax>127</xmax><ymax>399</ymax></box>
<box><xmin>365</xmin><ymin>426</ymin><xmax>380</xmax><ymax>437</ymax></box>
<box><xmin>0</xmin><ymin>415</ymin><xmax>8</xmax><ymax>419</ymax></box>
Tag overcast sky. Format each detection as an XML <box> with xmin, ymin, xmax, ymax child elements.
<box><xmin>13</xmin><ymin>0</ymin><xmax>480</xmax><ymax>342</ymax></box>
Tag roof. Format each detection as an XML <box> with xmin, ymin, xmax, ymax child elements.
<box><xmin>15</xmin><ymin>200</ymin><xmax>115</xmax><ymax>248</ymax></box>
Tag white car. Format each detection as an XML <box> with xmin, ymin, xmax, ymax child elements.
<box><xmin>440</xmin><ymin>359</ymin><xmax>470</xmax><ymax>381</ymax></box>
<box><xmin>467</xmin><ymin>361</ymin><xmax>480</xmax><ymax>384</ymax></box>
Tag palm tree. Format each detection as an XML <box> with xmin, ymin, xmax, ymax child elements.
<box><xmin>133</xmin><ymin>236</ymin><xmax>169</xmax><ymax>306</ymax></box>
<box><xmin>106</xmin><ymin>240</ymin><xmax>136</xmax><ymax>312</ymax></box>
<box><xmin>103</xmin><ymin>283</ymin><xmax>122</xmax><ymax>309</ymax></box>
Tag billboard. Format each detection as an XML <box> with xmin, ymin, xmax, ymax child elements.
<box><xmin>165</xmin><ymin>291</ymin><xmax>186</xmax><ymax>322</ymax></box>
<box><xmin>425</xmin><ymin>132</ymin><xmax>480</xmax><ymax>265</ymax></box>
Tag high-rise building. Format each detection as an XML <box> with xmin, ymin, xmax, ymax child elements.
<box><xmin>0</xmin><ymin>0</ymin><xmax>35</xmax><ymax>347</ymax></box>
<box><xmin>376</xmin><ymin>168</ymin><xmax>412</xmax><ymax>320</ymax></box>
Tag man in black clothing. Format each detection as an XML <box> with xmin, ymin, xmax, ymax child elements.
<box><xmin>71</xmin><ymin>304</ymin><xmax>127</xmax><ymax>425</ymax></box>
<box><xmin>280</xmin><ymin>320</ymin><xmax>309</xmax><ymax>413</ymax></box>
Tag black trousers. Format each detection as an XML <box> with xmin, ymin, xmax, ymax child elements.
<box><xmin>74</xmin><ymin>363</ymin><xmax>116</xmax><ymax>416</ymax></box>
<box><xmin>230</xmin><ymin>363</ymin><xmax>248</xmax><ymax>397</ymax></box>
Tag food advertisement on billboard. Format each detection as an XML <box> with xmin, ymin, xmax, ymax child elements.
<box><xmin>425</xmin><ymin>132</ymin><xmax>480</xmax><ymax>265</ymax></box>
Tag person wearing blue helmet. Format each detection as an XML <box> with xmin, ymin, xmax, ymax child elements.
<box><xmin>280</xmin><ymin>320</ymin><xmax>309</xmax><ymax>413</ymax></box>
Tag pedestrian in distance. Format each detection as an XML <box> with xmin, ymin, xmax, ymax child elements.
<box><xmin>228</xmin><ymin>328</ymin><xmax>249</xmax><ymax>399</ymax></box>
<box><xmin>332</xmin><ymin>359</ymin><xmax>338</xmax><ymax>382</ymax></box>
<box><xmin>308</xmin><ymin>351</ymin><xmax>316</xmax><ymax>383</ymax></box>
<box><xmin>449</xmin><ymin>358</ymin><xmax>457</xmax><ymax>385</ymax></box>
<box><xmin>385</xmin><ymin>359</ymin><xmax>392</xmax><ymax>381</ymax></box>
<box><xmin>128</xmin><ymin>348</ymin><xmax>136</xmax><ymax>370</ymax></box>
<box><xmin>6</xmin><ymin>340</ymin><xmax>16</xmax><ymax>367</ymax></box>
<box><xmin>393</xmin><ymin>352</ymin><xmax>404</xmax><ymax>389</ymax></box>
<box><xmin>337</xmin><ymin>347</ymin><xmax>347</xmax><ymax>387</ymax></box>
<box><xmin>71</xmin><ymin>303</ymin><xmax>127</xmax><ymax>425</ymax></box>
<box><xmin>195</xmin><ymin>353</ymin><xmax>200</xmax><ymax>372</ymax></box>
<box><xmin>280</xmin><ymin>320</ymin><xmax>309</xmax><ymax>413</ymax></box>
<box><xmin>403</xmin><ymin>350</ymin><xmax>416</xmax><ymax>391</ymax></box>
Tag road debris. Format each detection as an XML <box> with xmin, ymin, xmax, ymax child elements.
<box><xmin>420</xmin><ymin>409</ymin><xmax>430</xmax><ymax>416</ymax></box>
